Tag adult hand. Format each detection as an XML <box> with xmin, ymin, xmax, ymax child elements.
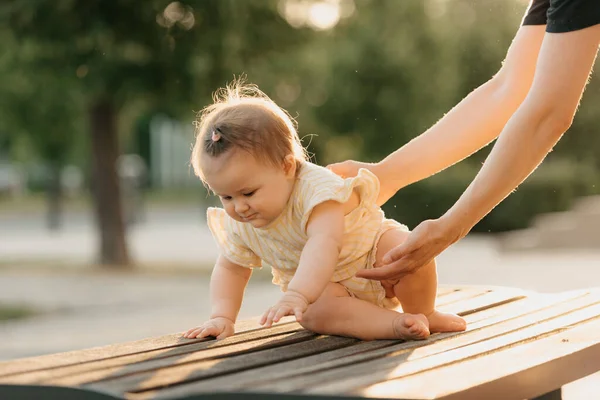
<box><xmin>357</xmin><ymin>218</ymin><xmax>463</xmax><ymax>281</ymax></box>
<box><xmin>260</xmin><ymin>290</ymin><xmax>309</xmax><ymax>327</ymax></box>
<box><xmin>328</xmin><ymin>160</ymin><xmax>395</xmax><ymax>206</ymax></box>
<box><xmin>327</xmin><ymin>160</ymin><xmax>374</xmax><ymax>179</ymax></box>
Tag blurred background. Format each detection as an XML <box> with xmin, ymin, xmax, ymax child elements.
<box><xmin>0</xmin><ymin>0</ymin><xmax>599</xmax><ymax>396</ymax></box>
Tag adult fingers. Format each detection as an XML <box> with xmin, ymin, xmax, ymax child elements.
<box><xmin>327</xmin><ymin>161</ymin><xmax>356</xmax><ymax>178</ymax></box>
<box><xmin>356</xmin><ymin>263</ymin><xmax>407</xmax><ymax>281</ymax></box>
<box><xmin>382</xmin><ymin>241</ymin><xmax>414</xmax><ymax>265</ymax></box>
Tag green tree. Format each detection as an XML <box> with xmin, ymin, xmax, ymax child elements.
<box><xmin>2</xmin><ymin>0</ymin><xmax>308</xmax><ymax>267</ymax></box>
<box><xmin>0</xmin><ymin>30</ymin><xmax>84</xmax><ymax>229</ymax></box>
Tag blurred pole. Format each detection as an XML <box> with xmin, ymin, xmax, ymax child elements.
<box><xmin>118</xmin><ymin>154</ymin><xmax>147</xmax><ymax>226</ymax></box>
<box><xmin>46</xmin><ymin>162</ymin><xmax>62</xmax><ymax>231</ymax></box>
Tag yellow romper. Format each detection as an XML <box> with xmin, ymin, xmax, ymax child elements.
<box><xmin>206</xmin><ymin>162</ymin><xmax>407</xmax><ymax>308</ymax></box>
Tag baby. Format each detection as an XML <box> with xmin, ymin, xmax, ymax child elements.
<box><xmin>183</xmin><ymin>82</ymin><xmax>466</xmax><ymax>341</ymax></box>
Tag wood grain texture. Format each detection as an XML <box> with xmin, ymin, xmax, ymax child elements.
<box><xmin>2</xmin><ymin>286</ymin><xmax>599</xmax><ymax>400</ymax></box>
<box><xmin>360</xmin><ymin>316</ymin><xmax>600</xmax><ymax>400</ymax></box>
<box><xmin>249</xmin><ymin>292</ymin><xmax>600</xmax><ymax>393</ymax></box>
<box><xmin>148</xmin><ymin>291</ymin><xmax>581</xmax><ymax>399</ymax></box>
<box><xmin>0</xmin><ymin>316</ymin><xmax>295</xmax><ymax>378</ymax></box>
<box><xmin>0</xmin><ymin>321</ymin><xmax>303</xmax><ymax>385</ymax></box>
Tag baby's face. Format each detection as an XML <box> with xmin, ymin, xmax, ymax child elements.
<box><xmin>201</xmin><ymin>150</ymin><xmax>296</xmax><ymax>229</ymax></box>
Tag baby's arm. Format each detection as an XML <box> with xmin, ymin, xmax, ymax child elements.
<box><xmin>261</xmin><ymin>200</ymin><xmax>344</xmax><ymax>326</ymax></box>
<box><xmin>183</xmin><ymin>255</ymin><xmax>252</xmax><ymax>339</ymax></box>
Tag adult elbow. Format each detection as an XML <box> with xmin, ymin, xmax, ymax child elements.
<box><xmin>527</xmin><ymin>102</ymin><xmax>575</xmax><ymax>145</ymax></box>
<box><xmin>490</xmin><ymin>73</ymin><xmax>531</xmax><ymax>109</ymax></box>
<box><xmin>543</xmin><ymin>110</ymin><xmax>573</xmax><ymax>139</ymax></box>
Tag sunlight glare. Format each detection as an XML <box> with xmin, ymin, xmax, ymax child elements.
<box><xmin>308</xmin><ymin>2</ymin><xmax>340</xmax><ymax>30</ymax></box>
<box><xmin>278</xmin><ymin>0</ymin><xmax>354</xmax><ymax>31</ymax></box>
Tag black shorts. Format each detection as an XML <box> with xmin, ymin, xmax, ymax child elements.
<box><xmin>522</xmin><ymin>0</ymin><xmax>600</xmax><ymax>33</ymax></box>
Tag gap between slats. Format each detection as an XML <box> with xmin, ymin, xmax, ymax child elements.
<box><xmin>183</xmin><ymin>291</ymin><xmax>600</xmax><ymax>396</ymax></box>
<box><xmin>93</xmin><ymin>291</ymin><xmax>578</xmax><ymax>398</ymax></box>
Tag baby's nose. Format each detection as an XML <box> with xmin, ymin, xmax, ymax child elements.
<box><xmin>235</xmin><ymin>201</ymin><xmax>250</xmax><ymax>214</ymax></box>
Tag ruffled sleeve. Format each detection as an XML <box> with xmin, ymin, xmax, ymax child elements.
<box><xmin>297</xmin><ymin>164</ymin><xmax>380</xmax><ymax>233</ymax></box>
<box><xmin>206</xmin><ymin>207</ymin><xmax>262</xmax><ymax>269</ymax></box>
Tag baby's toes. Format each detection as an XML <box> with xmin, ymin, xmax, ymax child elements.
<box><xmin>393</xmin><ymin>313</ymin><xmax>430</xmax><ymax>340</ymax></box>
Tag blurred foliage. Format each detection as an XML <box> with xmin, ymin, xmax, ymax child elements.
<box><xmin>0</xmin><ymin>304</ymin><xmax>36</xmax><ymax>321</ymax></box>
<box><xmin>384</xmin><ymin>160</ymin><xmax>600</xmax><ymax>232</ymax></box>
<box><xmin>0</xmin><ymin>0</ymin><xmax>599</xmax><ymax>236</ymax></box>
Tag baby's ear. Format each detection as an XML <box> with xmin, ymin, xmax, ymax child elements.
<box><xmin>283</xmin><ymin>154</ymin><xmax>297</xmax><ymax>178</ymax></box>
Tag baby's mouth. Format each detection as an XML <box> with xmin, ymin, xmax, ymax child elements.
<box><xmin>241</xmin><ymin>213</ymin><xmax>257</xmax><ymax>221</ymax></box>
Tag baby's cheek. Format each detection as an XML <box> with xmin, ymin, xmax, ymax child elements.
<box><xmin>224</xmin><ymin>206</ymin><xmax>238</xmax><ymax>220</ymax></box>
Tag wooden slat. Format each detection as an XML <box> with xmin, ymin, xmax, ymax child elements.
<box><xmin>118</xmin><ymin>290</ymin><xmax>592</xmax><ymax>397</ymax></box>
<box><xmin>2</xmin><ymin>287</ymin><xmax>511</xmax><ymax>386</ymax></box>
<box><xmin>40</xmin><ymin>330</ymin><xmax>319</xmax><ymax>387</ymax></box>
<box><xmin>434</xmin><ymin>286</ymin><xmax>458</xmax><ymax>297</ymax></box>
<box><xmin>4</xmin><ymin>286</ymin><xmax>599</xmax><ymax>400</ymax></box>
<box><xmin>302</xmin><ymin>300</ymin><xmax>600</xmax><ymax>395</ymax></box>
<box><xmin>86</xmin><ymin>335</ymin><xmax>358</xmax><ymax>396</ymax></box>
<box><xmin>455</xmin><ymin>290</ymin><xmax>587</xmax><ymax>325</ymax></box>
<box><xmin>144</xmin><ymin>291</ymin><xmax>583</xmax><ymax>400</ymax></box>
<box><xmin>81</xmin><ymin>287</ymin><xmax>523</xmax><ymax>395</ymax></box>
<box><xmin>438</xmin><ymin>289</ymin><xmax>526</xmax><ymax>316</ymax></box>
<box><xmin>434</xmin><ymin>288</ymin><xmax>490</xmax><ymax>307</ymax></box>
<box><xmin>142</xmin><ymin>340</ymin><xmax>400</xmax><ymax>399</ymax></box>
<box><xmin>0</xmin><ymin>322</ymin><xmax>305</xmax><ymax>384</ymax></box>
<box><xmin>360</xmin><ymin>316</ymin><xmax>600</xmax><ymax>400</ymax></box>
<box><xmin>0</xmin><ymin>317</ymin><xmax>294</xmax><ymax>378</ymax></box>
<box><xmin>0</xmin><ymin>287</ymin><xmax>464</xmax><ymax>380</ymax></box>
<box><xmin>244</xmin><ymin>292</ymin><xmax>600</xmax><ymax>393</ymax></box>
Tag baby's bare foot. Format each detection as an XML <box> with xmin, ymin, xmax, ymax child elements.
<box><xmin>393</xmin><ymin>313</ymin><xmax>430</xmax><ymax>340</ymax></box>
<box><xmin>427</xmin><ymin>310</ymin><xmax>467</xmax><ymax>333</ymax></box>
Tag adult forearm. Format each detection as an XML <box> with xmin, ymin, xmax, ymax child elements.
<box><xmin>373</xmin><ymin>26</ymin><xmax>546</xmax><ymax>206</ymax></box>
<box><xmin>443</xmin><ymin>109</ymin><xmax>567</xmax><ymax>236</ymax></box>
<box><xmin>377</xmin><ymin>77</ymin><xmax>523</xmax><ymax>204</ymax></box>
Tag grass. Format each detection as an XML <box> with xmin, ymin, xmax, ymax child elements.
<box><xmin>0</xmin><ymin>304</ymin><xmax>36</xmax><ymax>322</ymax></box>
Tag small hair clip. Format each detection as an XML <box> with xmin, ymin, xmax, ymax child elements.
<box><xmin>211</xmin><ymin>129</ymin><xmax>221</xmax><ymax>142</ymax></box>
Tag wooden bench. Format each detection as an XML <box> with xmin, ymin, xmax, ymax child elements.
<box><xmin>1</xmin><ymin>285</ymin><xmax>599</xmax><ymax>400</ymax></box>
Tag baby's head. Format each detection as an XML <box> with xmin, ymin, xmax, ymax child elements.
<box><xmin>191</xmin><ymin>82</ymin><xmax>307</xmax><ymax>228</ymax></box>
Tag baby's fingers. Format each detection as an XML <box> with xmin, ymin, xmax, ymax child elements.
<box><xmin>266</xmin><ymin>307</ymin><xmax>280</xmax><ymax>326</ymax></box>
<box><xmin>189</xmin><ymin>325</ymin><xmax>220</xmax><ymax>339</ymax></box>
<box><xmin>183</xmin><ymin>328</ymin><xmax>201</xmax><ymax>339</ymax></box>
<box><xmin>260</xmin><ymin>308</ymin><xmax>272</xmax><ymax>326</ymax></box>
<box><xmin>293</xmin><ymin>307</ymin><xmax>303</xmax><ymax>322</ymax></box>
<box><xmin>273</xmin><ymin>306</ymin><xmax>292</xmax><ymax>323</ymax></box>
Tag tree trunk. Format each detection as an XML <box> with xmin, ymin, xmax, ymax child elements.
<box><xmin>46</xmin><ymin>162</ymin><xmax>62</xmax><ymax>231</ymax></box>
<box><xmin>89</xmin><ymin>98</ymin><xmax>131</xmax><ymax>268</ymax></box>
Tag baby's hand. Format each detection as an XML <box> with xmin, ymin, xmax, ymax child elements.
<box><xmin>260</xmin><ymin>290</ymin><xmax>309</xmax><ymax>327</ymax></box>
<box><xmin>182</xmin><ymin>317</ymin><xmax>235</xmax><ymax>340</ymax></box>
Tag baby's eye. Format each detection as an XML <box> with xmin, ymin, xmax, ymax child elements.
<box><xmin>243</xmin><ymin>191</ymin><xmax>256</xmax><ymax>197</ymax></box>
<box><xmin>221</xmin><ymin>196</ymin><xmax>232</xmax><ymax>201</ymax></box>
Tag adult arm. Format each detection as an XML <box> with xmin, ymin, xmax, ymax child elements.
<box><xmin>329</xmin><ymin>26</ymin><xmax>546</xmax><ymax>206</ymax></box>
<box><xmin>360</xmin><ymin>25</ymin><xmax>600</xmax><ymax>281</ymax></box>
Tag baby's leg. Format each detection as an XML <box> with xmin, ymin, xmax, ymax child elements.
<box><xmin>300</xmin><ymin>282</ymin><xmax>429</xmax><ymax>341</ymax></box>
<box><xmin>375</xmin><ymin>228</ymin><xmax>467</xmax><ymax>333</ymax></box>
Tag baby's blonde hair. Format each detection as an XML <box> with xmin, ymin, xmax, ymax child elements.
<box><xmin>191</xmin><ymin>80</ymin><xmax>307</xmax><ymax>181</ymax></box>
